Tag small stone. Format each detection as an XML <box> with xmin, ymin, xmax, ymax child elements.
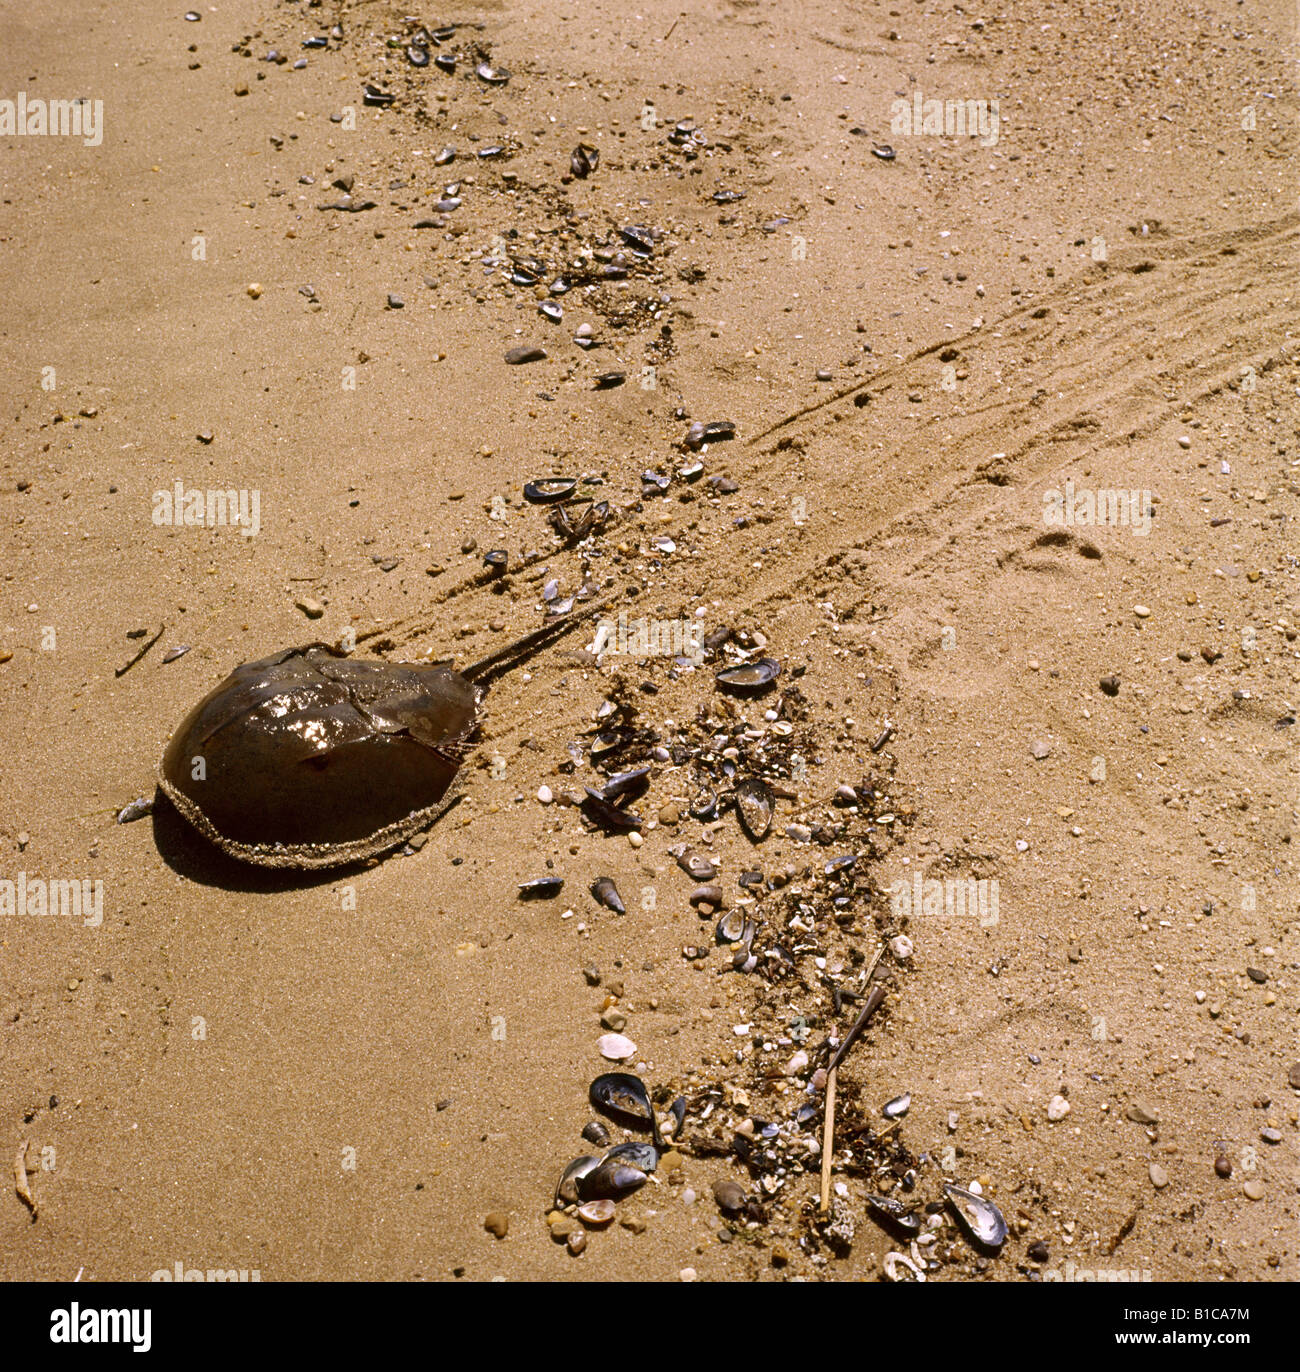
<box><xmin>1215</xmin><ymin>1155</ymin><xmax>1232</xmax><ymax>1178</ymax></box>
<box><xmin>1047</xmin><ymin>1094</ymin><xmax>1071</xmax><ymax>1121</ymax></box>
<box><xmin>386</xmin><ymin>293</ymin><xmax>404</xmax><ymax>310</ymax></box>
<box><xmin>1030</xmin><ymin>739</ymin><xmax>1052</xmax><ymax>760</ymax></box>
<box><xmin>679</xmin><ymin>1266</ymin><xmax>698</xmax><ymax>1282</ymax></box>
<box><xmin>1127</xmin><ymin>1101</ymin><xmax>1159</xmax><ymax>1125</ymax></box>
<box><xmin>712</xmin><ymin>1179</ymin><xmax>746</xmax><ymax>1215</ymax></box>
<box><xmin>1243</xmin><ymin>1180</ymin><xmax>1265</xmax><ymax>1201</ymax></box>
<box><xmin>597</xmin><ymin>1032</ymin><xmax>637</xmax><ymax>1061</ymax></box>
<box><xmin>1289</xmin><ymin>1063</ymin><xmax>1300</xmax><ymax>1091</ymax></box>
<box><xmin>1246</xmin><ymin>967</ymin><xmax>1267</xmax><ymax>984</ymax></box>
<box><xmin>196</xmin><ymin>430</ymin><xmax>214</xmax><ymax>444</ymax></box>
<box><xmin>504</xmin><ymin>345</ymin><xmax>546</xmax><ymax>364</ymax></box>
<box><xmin>1099</xmin><ymin>674</ymin><xmax>1120</xmax><ymax>696</ymax></box>
<box><xmin>484</xmin><ymin>1211</ymin><xmax>508</xmax><ymax>1238</ymax></box>
<box><xmin>295</xmin><ymin>597</ymin><xmax>325</xmax><ymax>619</ymax></box>
<box><xmin>890</xmin><ymin>934</ymin><xmax>913</xmax><ymax>961</ymax></box>
<box><xmin>1261</xmin><ymin>1127</ymin><xmax>1283</xmax><ymax>1144</ymax></box>
<box><xmin>1177</xmin><ymin>435</ymin><xmax>1192</xmax><ymax>448</ymax></box>
<box><xmin>246</xmin><ymin>282</ymin><xmax>262</xmax><ymax>298</ymax></box>
<box><xmin>600</xmin><ymin>1009</ymin><xmax>626</xmax><ymax>1032</ymax></box>
<box><xmin>1027</xmin><ymin>1239</ymin><xmax>1049</xmax><ymax>1263</ymax></box>
<box><xmin>1149</xmin><ymin>1163</ymin><xmax>1169</xmax><ymax>1189</ymax></box>
<box><xmin>1134</xmin><ymin>604</ymin><xmax>1151</xmax><ymax>618</ymax></box>
<box><xmin>566</xmin><ymin>1229</ymin><xmax>587</xmax><ymax>1255</ymax></box>
<box><xmin>658</xmin><ymin>803</ymin><xmax>680</xmax><ymax>825</ymax></box>
<box><xmin>537</xmin><ymin>785</ymin><xmax>553</xmax><ymax>804</ymax></box>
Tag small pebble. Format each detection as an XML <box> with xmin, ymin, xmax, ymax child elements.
<box><xmin>246</xmin><ymin>283</ymin><xmax>262</xmax><ymax>298</ymax></box>
<box><xmin>537</xmin><ymin>785</ymin><xmax>553</xmax><ymax>804</ymax></box>
<box><xmin>1047</xmin><ymin>1095</ymin><xmax>1071</xmax><ymax>1121</ymax></box>
<box><xmin>1243</xmin><ymin>1180</ymin><xmax>1264</xmax><ymax>1201</ymax></box>
<box><xmin>484</xmin><ymin>1211</ymin><xmax>509</xmax><ymax>1238</ymax></box>
<box><xmin>295</xmin><ymin>597</ymin><xmax>325</xmax><ymax>619</ymax></box>
<box><xmin>1149</xmin><ymin>1163</ymin><xmax>1169</xmax><ymax>1189</ymax></box>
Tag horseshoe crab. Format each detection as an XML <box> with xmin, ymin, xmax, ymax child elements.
<box><xmin>158</xmin><ymin>606</ymin><xmax>605</xmax><ymax>869</ymax></box>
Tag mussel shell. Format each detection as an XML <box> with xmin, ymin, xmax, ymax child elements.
<box><xmin>589</xmin><ymin>1072</ymin><xmax>654</xmax><ymax>1131</ymax></box>
<box><xmin>944</xmin><ymin>1182</ymin><xmax>1007</xmax><ymax>1250</ymax></box>
<box><xmin>582</xmin><ymin>788</ymin><xmax>643</xmax><ymax>832</ymax></box>
<box><xmin>589</xmin><ymin>728</ymin><xmax>629</xmax><ymax>761</ymax></box>
<box><xmin>570</xmin><ymin>143</ymin><xmax>599</xmax><ymax>178</ymax></box>
<box><xmin>476</xmin><ymin>62</ymin><xmax>510</xmax><ymax>84</ymax></box>
<box><xmin>590</xmin><ymin>876</ymin><xmax>625</xmax><ymax>914</ymax></box>
<box><xmin>604</xmin><ymin>1141</ymin><xmax>658</xmax><ymax>1173</ymax></box>
<box><xmin>518</xmin><ymin>876</ymin><xmax>564</xmax><ymax>899</ymax></box>
<box><xmin>734</xmin><ymin>777</ymin><xmax>774</xmax><ymax>842</ymax></box>
<box><xmin>602</xmin><ymin>766</ymin><xmax>650</xmax><ymax>802</ymax></box>
<box><xmin>715</xmin><ymin>910</ymin><xmax>754</xmax><ymax>946</ymax></box>
<box><xmin>556</xmin><ymin>1154</ymin><xmax>601</xmax><ymax>1207</ymax></box>
<box><xmin>716</xmin><ymin>658</ymin><xmax>781</xmax><ymax>693</ymax></box>
<box><xmin>577</xmin><ymin>1155</ymin><xmax>648</xmax><ymax>1201</ymax></box>
<box><xmin>688</xmin><ymin>789</ymin><xmax>718</xmax><ymax>821</ymax></box>
<box><xmin>524</xmin><ymin>478</ymin><xmax>577</xmax><ymax>504</ymax></box>
<box><xmin>158</xmin><ymin>645</ymin><xmax>481</xmax><ymax>868</ymax></box>
<box><xmin>861</xmin><ymin>1196</ymin><xmax>921</xmax><ymax>1240</ymax></box>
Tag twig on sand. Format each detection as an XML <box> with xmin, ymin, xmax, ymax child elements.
<box><xmin>115</xmin><ymin>623</ymin><xmax>165</xmax><ymax>678</ymax></box>
<box><xmin>819</xmin><ymin>947</ymin><xmax>888</xmax><ymax>1215</ymax></box>
<box><xmin>14</xmin><ymin>1140</ymin><xmax>36</xmax><ymax>1219</ymax></box>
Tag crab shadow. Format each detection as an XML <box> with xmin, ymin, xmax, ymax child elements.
<box><xmin>150</xmin><ymin>789</ymin><xmax>380</xmax><ymax>893</ymax></box>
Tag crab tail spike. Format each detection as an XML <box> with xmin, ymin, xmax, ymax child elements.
<box><xmin>461</xmin><ymin>598</ymin><xmax>611</xmax><ymax>686</ymax></box>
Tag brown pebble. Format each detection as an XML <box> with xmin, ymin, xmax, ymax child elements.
<box><xmin>1215</xmin><ymin>1154</ymin><xmax>1232</xmax><ymax>1178</ymax></box>
<box><xmin>712</xmin><ymin>1179</ymin><xmax>746</xmax><ymax>1215</ymax></box>
<box><xmin>484</xmin><ymin>1211</ymin><xmax>509</xmax><ymax>1238</ymax></box>
<box><xmin>566</xmin><ymin>1229</ymin><xmax>587</xmax><ymax>1255</ymax></box>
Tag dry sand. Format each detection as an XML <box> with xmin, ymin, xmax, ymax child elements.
<box><xmin>1</xmin><ymin>0</ymin><xmax>1297</xmax><ymax>1282</ymax></box>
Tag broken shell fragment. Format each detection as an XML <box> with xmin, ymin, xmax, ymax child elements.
<box><xmin>676</xmin><ymin>848</ymin><xmax>716</xmax><ymax>881</ymax></box>
<box><xmin>597</xmin><ymin>1032</ymin><xmax>638</xmax><ymax>1061</ymax></box>
<box><xmin>689</xmin><ymin>883</ymin><xmax>724</xmax><ymax>911</ymax></box>
<box><xmin>715</xmin><ymin>658</ymin><xmax>781</xmax><ymax>694</ymax></box>
<box><xmin>734</xmin><ymin>777</ymin><xmax>774</xmax><ymax>842</ymax></box>
<box><xmin>590</xmin><ymin>876</ymin><xmax>625</xmax><ymax>914</ymax></box>
<box><xmin>883</xmin><ymin>1092</ymin><xmax>911</xmax><ymax>1119</ymax></box>
<box><xmin>944</xmin><ymin>1182</ymin><xmax>1007</xmax><ymax>1250</ymax></box>
<box><xmin>518</xmin><ymin>876</ymin><xmax>564</xmax><ymax>899</ymax></box>
<box><xmin>576</xmin><ymin>1199</ymin><xmax>616</xmax><ymax>1226</ymax></box>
